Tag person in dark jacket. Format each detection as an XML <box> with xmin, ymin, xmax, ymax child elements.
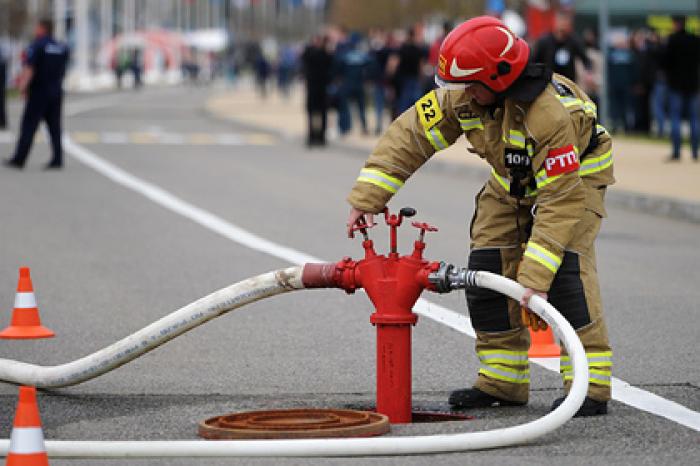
<box><xmin>533</xmin><ymin>11</ymin><xmax>591</xmax><ymax>84</ymax></box>
<box><xmin>0</xmin><ymin>51</ymin><xmax>7</xmax><ymax>129</ymax></box>
<box><xmin>4</xmin><ymin>19</ymin><xmax>69</xmax><ymax>170</ymax></box>
<box><xmin>663</xmin><ymin>16</ymin><xmax>700</xmax><ymax>161</ymax></box>
<box><xmin>301</xmin><ymin>35</ymin><xmax>332</xmax><ymax>147</ymax></box>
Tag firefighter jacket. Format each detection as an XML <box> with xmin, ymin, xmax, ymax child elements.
<box><xmin>347</xmin><ymin>74</ymin><xmax>615</xmax><ymax>292</ymax></box>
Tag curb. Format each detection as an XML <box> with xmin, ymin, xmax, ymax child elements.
<box><xmin>206</xmin><ymin>97</ymin><xmax>700</xmax><ymax>225</ymax></box>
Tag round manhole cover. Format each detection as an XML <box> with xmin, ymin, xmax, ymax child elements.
<box><xmin>199</xmin><ymin>408</ymin><xmax>390</xmax><ymax>439</ymax></box>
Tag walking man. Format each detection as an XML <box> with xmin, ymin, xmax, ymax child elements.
<box><xmin>663</xmin><ymin>16</ymin><xmax>700</xmax><ymax>161</ymax></box>
<box><xmin>4</xmin><ymin>19</ymin><xmax>69</xmax><ymax>170</ymax></box>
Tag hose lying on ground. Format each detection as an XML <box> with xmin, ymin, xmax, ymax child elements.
<box><xmin>0</xmin><ymin>266</ymin><xmax>589</xmax><ymax>457</ymax></box>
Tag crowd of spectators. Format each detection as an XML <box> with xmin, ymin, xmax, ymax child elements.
<box><xmin>251</xmin><ymin>14</ymin><xmax>699</xmax><ymax>157</ymax></box>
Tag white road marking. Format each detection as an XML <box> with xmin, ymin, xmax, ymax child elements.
<box><xmin>101</xmin><ymin>132</ymin><xmax>129</xmax><ymax>144</ymax></box>
<box><xmin>62</xmin><ymin>134</ymin><xmax>700</xmax><ymax>432</ymax></box>
<box><xmin>0</xmin><ymin>131</ymin><xmax>15</xmax><ymax>144</ymax></box>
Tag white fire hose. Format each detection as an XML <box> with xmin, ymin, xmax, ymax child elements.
<box><xmin>0</xmin><ymin>266</ymin><xmax>588</xmax><ymax>457</ymax></box>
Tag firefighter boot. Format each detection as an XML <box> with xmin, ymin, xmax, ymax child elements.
<box><xmin>550</xmin><ymin>396</ymin><xmax>608</xmax><ymax>417</ymax></box>
<box><xmin>449</xmin><ymin>387</ymin><xmax>527</xmax><ymax>409</ymax></box>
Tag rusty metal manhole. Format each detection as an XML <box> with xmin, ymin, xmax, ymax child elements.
<box><xmin>199</xmin><ymin>408</ymin><xmax>390</xmax><ymax>439</ymax></box>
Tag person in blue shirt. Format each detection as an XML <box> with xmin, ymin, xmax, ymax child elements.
<box><xmin>4</xmin><ymin>19</ymin><xmax>69</xmax><ymax>170</ymax></box>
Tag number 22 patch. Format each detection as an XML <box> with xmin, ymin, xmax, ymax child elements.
<box><xmin>415</xmin><ymin>90</ymin><xmax>444</xmax><ymax>130</ymax></box>
<box><xmin>545</xmin><ymin>144</ymin><xmax>579</xmax><ymax>177</ymax></box>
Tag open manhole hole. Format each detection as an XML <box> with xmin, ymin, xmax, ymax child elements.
<box><xmin>199</xmin><ymin>408</ymin><xmax>390</xmax><ymax>439</ymax></box>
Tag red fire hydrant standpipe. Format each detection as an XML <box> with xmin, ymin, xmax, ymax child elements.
<box><xmin>304</xmin><ymin>207</ymin><xmax>458</xmax><ymax>424</ymax></box>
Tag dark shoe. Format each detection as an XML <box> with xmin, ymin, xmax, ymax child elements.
<box><xmin>2</xmin><ymin>159</ymin><xmax>23</xmax><ymax>169</ymax></box>
<box><xmin>664</xmin><ymin>156</ymin><xmax>681</xmax><ymax>163</ymax></box>
<box><xmin>43</xmin><ymin>162</ymin><xmax>62</xmax><ymax>170</ymax></box>
<box><xmin>551</xmin><ymin>396</ymin><xmax>608</xmax><ymax>417</ymax></box>
<box><xmin>448</xmin><ymin>387</ymin><xmax>526</xmax><ymax>409</ymax></box>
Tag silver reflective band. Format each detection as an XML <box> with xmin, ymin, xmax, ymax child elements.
<box><xmin>428</xmin><ymin>128</ymin><xmax>448</xmax><ymax>150</ymax></box>
<box><xmin>478</xmin><ymin>352</ymin><xmax>528</xmax><ymax>363</ymax></box>
<box><xmin>524</xmin><ymin>243</ymin><xmax>561</xmax><ymax>273</ymax></box>
<box><xmin>479</xmin><ymin>364</ymin><xmax>530</xmax><ymax>381</ymax></box>
<box><xmin>9</xmin><ymin>427</ymin><xmax>45</xmax><ymax>454</ymax></box>
<box><xmin>358</xmin><ymin>169</ymin><xmax>403</xmax><ymax>193</ymax></box>
<box><xmin>14</xmin><ymin>292</ymin><xmax>37</xmax><ymax>309</ymax></box>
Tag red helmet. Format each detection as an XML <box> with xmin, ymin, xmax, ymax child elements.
<box><xmin>436</xmin><ymin>16</ymin><xmax>530</xmax><ymax>93</ymax></box>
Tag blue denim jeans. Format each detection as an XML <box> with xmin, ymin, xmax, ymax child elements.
<box><xmin>668</xmin><ymin>90</ymin><xmax>699</xmax><ymax>158</ymax></box>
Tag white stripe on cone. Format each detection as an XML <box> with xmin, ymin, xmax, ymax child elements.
<box><xmin>8</xmin><ymin>427</ymin><xmax>46</xmax><ymax>454</ymax></box>
<box><xmin>14</xmin><ymin>292</ymin><xmax>37</xmax><ymax>309</ymax></box>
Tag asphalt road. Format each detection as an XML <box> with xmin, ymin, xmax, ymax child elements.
<box><xmin>0</xmin><ymin>87</ymin><xmax>698</xmax><ymax>465</ymax></box>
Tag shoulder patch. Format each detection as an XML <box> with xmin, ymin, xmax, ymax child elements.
<box><xmin>415</xmin><ymin>90</ymin><xmax>444</xmax><ymax>130</ymax></box>
<box><xmin>545</xmin><ymin>144</ymin><xmax>579</xmax><ymax>177</ymax></box>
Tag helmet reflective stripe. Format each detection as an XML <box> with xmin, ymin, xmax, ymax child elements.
<box><xmin>9</xmin><ymin>427</ymin><xmax>45</xmax><ymax>454</ymax></box>
<box><xmin>434</xmin><ymin>75</ymin><xmax>473</xmax><ymax>90</ymax></box>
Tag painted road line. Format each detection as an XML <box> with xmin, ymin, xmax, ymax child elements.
<box><xmin>71</xmin><ymin>131</ymin><xmax>100</xmax><ymax>144</ymax></box>
<box><xmin>101</xmin><ymin>132</ymin><xmax>129</xmax><ymax>144</ymax></box>
<box><xmin>0</xmin><ymin>131</ymin><xmax>15</xmax><ymax>144</ymax></box>
<box><xmin>63</xmin><ymin>134</ymin><xmax>700</xmax><ymax>432</ymax></box>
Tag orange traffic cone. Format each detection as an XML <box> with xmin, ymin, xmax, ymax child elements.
<box><xmin>0</xmin><ymin>267</ymin><xmax>54</xmax><ymax>339</ymax></box>
<box><xmin>5</xmin><ymin>386</ymin><xmax>49</xmax><ymax>466</ymax></box>
<box><xmin>528</xmin><ymin>327</ymin><xmax>560</xmax><ymax>358</ymax></box>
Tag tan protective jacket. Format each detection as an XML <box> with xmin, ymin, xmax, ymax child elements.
<box><xmin>347</xmin><ymin>74</ymin><xmax>614</xmax><ymax>292</ymax></box>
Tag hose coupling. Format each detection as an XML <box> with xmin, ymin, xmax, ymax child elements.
<box><xmin>427</xmin><ymin>262</ymin><xmax>475</xmax><ymax>293</ymax></box>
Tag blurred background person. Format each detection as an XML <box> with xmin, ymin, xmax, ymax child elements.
<box><xmin>277</xmin><ymin>45</ymin><xmax>297</xmax><ymax>99</ymax></box>
<box><xmin>631</xmin><ymin>29</ymin><xmax>654</xmax><ymax>134</ymax></box>
<box><xmin>301</xmin><ymin>34</ymin><xmax>332</xmax><ymax>147</ymax></box>
<box><xmin>4</xmin><ymin>19</ymin><xmax>69</xmax><ymax>170</ymax></box>
<box><xmin>254</xmin><ymin>49</ymin><xmax>271</xmax><ymax>98</ymax></box>
<box><xmin>533</xmin><ymin>10</ymin><xmax>592</xmax><ymax>84</ymax></box>
<box><xmin>394</xmin><ymin>27</ymin><xmax>426</xmax><ymax>115</ymax></box>
<box><xmin>648</xmin><ymin>31</ymin><xmax>668</xmax><ymax>138</ymax></box>
<box><xmin>334</xmin><ymin>32</ymin><xmax>370</xmax><ymax>136</ymax></box>
<box><xmin>576</xmin><ymin>28</ymin><xmax>602</xmax><ymax>109</ymax></box>
<box><xmin>662</xmin><ymin>15</ymin><xmax>700</xmax><ymax>161</ymax></box>
<box><xmin>607</xmin><ymin>30</ymin><xmax>635</xmax><ymax>134</ymax></box>
<box><xmin>368</xmin><ymin>29</ymin><xmax>393</xmax><ymax>135</ymax></box>
<box><xmin>0</xmin><ymin>49</ymin><xmax>6</xmax><ymax>129</ymax></box>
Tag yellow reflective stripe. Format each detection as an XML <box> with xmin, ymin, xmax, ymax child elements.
<box><xmin>478</xmin><ymin>350</ymin><xmax>529</xmax><ymax>366</ymax></box>
<box><xmin>580</xmin><ymin>149</ymin><xmax>613</xmax><ymax>176</ymax></box>
<box><xmin>589</xmin><ymin>368</ymin><xmax>612</xmax><ymax>386</ymax></box>
<box><xmin>426</xmin><ymin>126</ymin><xmax>449</xmax><ymax>150</ymax></box>
<box><xmin>490</xmin><ymin>169</ymin><xmax>538</xmax><ymax>197</ymax></box>
<box><xmin>524</xmin><ymin>242</ymin><xmax>561</xmax><ymax>274</ymax></box>
<box><xmin>357</xmin><ymin>168</ymin><xmax>404</xmax><ymax>194</ymax></box>
<box><xmin>535</xmin><ymin>169</ymin><xmax>564</xmax><ymax>189</ymax></box>
<box><xmin>509</xmin><ymin>130</ymin><xmax>526</xmax><ymax>148</ymax></box>
<box><xmin>491</xmin><ymin>169</ymin><xmax>511</xmax><ymax>191</ymax></box>
<box><xmin>502</xmin><ymin>130</ymin><xmax>526</xmax><ymax>148</ymax></box>
<box><xmin>459</xmin><ymin>119</ymin><xmax>484</xmax><ymax>131</ymax></box>
<box><xmin>478</xmin><ymin>349</ymin><xmax>529</xmax><ymax>357</ymax></box>
<box><xmin>479</xmin><ymin>366</ymin><xmax>530</xmax><ymax>384</ymax></box>
<box><xmin>526</xmin><ymin>143</ymin><xmax>534</xmax><ymax>157</ymax></box>
<box><xmin>557</xmin><ymin>95</ymin><xmax>583</xmax><ymax>108</ymax></box>
<box><xmin>583</xmin><ymin>101</ymin><xmax>597</xmax><ymax>116</ymax></box>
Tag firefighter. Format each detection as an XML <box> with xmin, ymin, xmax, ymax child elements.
<box><xmin>345</xmin><ymin>17</ymin><xmax>614</xmax><ymax>417</ymax></box>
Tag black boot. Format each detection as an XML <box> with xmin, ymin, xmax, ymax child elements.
<box><xmin>551</xmin><ymin>396</ymin><xmax>608</xmax><ymax>417</ymax></box>
<box><xmin>448</xmin><ymin>387</ymin><xmax>527</xmax><ymax>409</ymax></box>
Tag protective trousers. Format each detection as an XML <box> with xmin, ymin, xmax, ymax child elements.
<box><xmin>466</xmin><ymin>181</ymin><xmax>612</xmax><ymax>403</ymax></box>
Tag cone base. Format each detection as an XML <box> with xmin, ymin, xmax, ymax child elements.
<box><xmin>0</xmin><ymin>325</ymin><xmax>55</xmax><ymax>339</ymax></box>
<box><xmin>6</xmin><ymin>452</ymin><xmax>49</xmax><ymax>466</ymax></box>
<box><xmin>528</xmin><ymin>344</ymin><xmax>561</xmax><ymax>358</ymax></box>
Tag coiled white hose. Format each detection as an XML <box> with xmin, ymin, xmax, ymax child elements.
<box><xmin>0</xmin><ymin>267</ymin><xmax>588</xmax><ymax>457</ymax></box>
